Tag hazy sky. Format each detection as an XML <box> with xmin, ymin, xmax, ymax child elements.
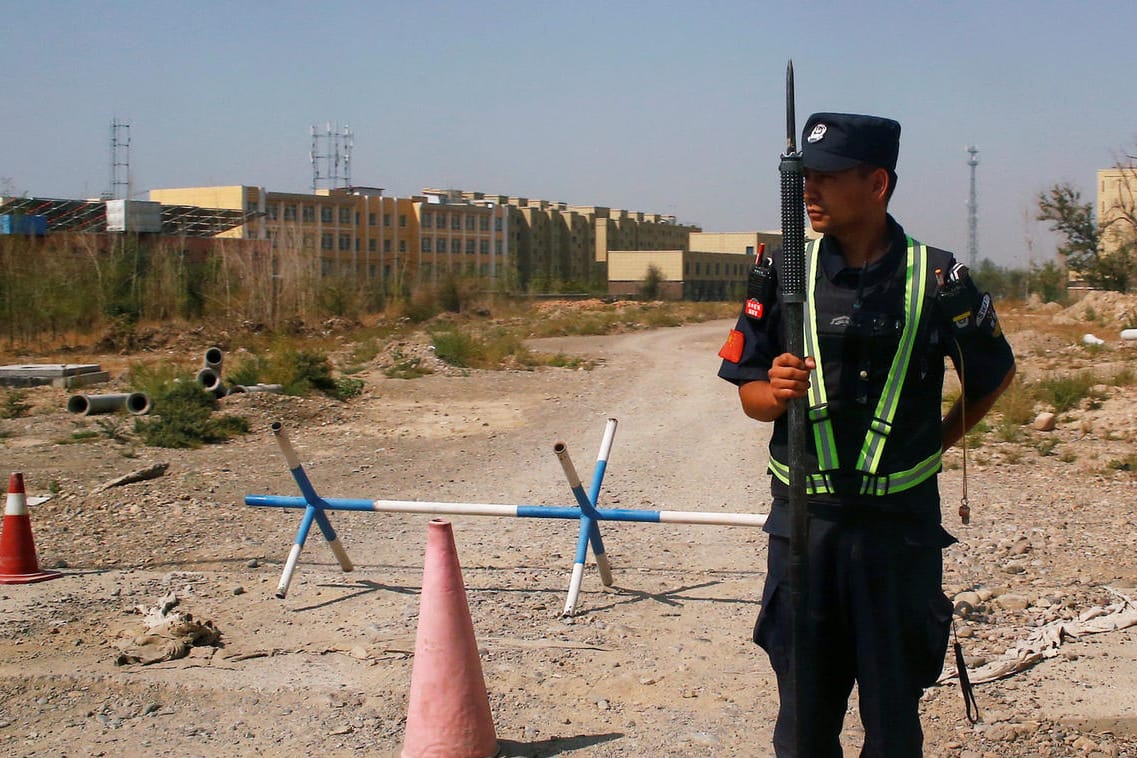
<box><xmin>2</xmin><ymin>0</ymin><xmax>1134</xmax><ymax>268</ymax></box>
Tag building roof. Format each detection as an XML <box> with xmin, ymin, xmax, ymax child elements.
<box><xmin>0</xmin><ymin>197</ymin><xmax>249</xmax><ymax>237</ymax></box>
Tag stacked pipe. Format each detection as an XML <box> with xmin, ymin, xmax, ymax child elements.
<box><xmin>67</xmin><ymin>392</ymin><xmax>151</xmax><ymax>416</ymax></box>
<box><xmin>196</xmin><ymin>346</ymin><xmax>227</xmax><ymax>398</ymax></box>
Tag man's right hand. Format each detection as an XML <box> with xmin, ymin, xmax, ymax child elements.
<box><xmin>737</xmin><ymin>354</ymin><xmax>816</xmax><ymax>422</ymax></box>
<box><xmin>768</xmin><ymin>353</ymin><xmax>816</xmax><ymax>404</ymax></box>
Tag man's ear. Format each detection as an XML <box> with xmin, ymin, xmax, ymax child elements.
<box><xmin>872</xmin><ymin>168</ymin><xmax>890</xmax><ymax>201</ymax></box>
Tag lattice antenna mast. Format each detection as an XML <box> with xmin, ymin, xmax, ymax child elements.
<box><xmin>310</xmin><ymin>123</ymin><xmax>353</xmax><ymax>191</ymax></box>
<box><xmin>966</xmin><ymin>145</ymin><xmax>979</xmax><ymax>268</ymax></box>
<box><xmin>109</xmin><ymin>119</ymin><xmax>131</xmax><ymax>200</ymax></box>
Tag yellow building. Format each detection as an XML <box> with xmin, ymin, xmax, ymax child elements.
<box><xmin>689</xmin><ymin>231</ymin><xmax>783</xmax><ymax>258</ymax></box>
<box><xmin>1098</xmin><ymin>167</ymin><xmax>1136</xmax><ymax>258</ymax></box>
<box><xmin>608</xmin><ymin>249</ymin><xmax>759</xmax><ymax>301</ymax></box>
<box><xmin>452</xmin><ymin>190</ymin><xmax>700</xmax><ymax>289</ymax></box>
<box><xmin>148</xmin><ymin>185</ymin><xmax>509</xmax><ymax>292</ymax></box>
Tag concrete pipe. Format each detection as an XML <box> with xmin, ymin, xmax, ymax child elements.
<box><xmin>67</xmin><ymin>392</ymin><xmax>150</xmax><ymax>416</ymax></box>
<box><xmin>196</xmin><ymin>367</ymin><xmax>227</xmax><ymax>398</ymax></box>
<box><xmin>228</xmin><ymin>383</ymin><xmax>284</xmax><ymax>394</ymax></box>
<box><xmin>1122</xmin><ymin>329</ymin><xmax>1137</xmax><ymax>341</ymax></box>
<box><xmin>203</xmin><ymin>346</ymin><xmax>223</xmax><ymax>374</ymax></box>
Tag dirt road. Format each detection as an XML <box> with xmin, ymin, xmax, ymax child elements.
<box><xmin>1</xmin><ymin>308</ymin><xmax>1136</xmax><ymax>756</ymax></box>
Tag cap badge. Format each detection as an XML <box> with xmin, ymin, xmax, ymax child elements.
<box><xmin>807</xmin><ymin>123</ymin><xmax>827</xmax><ymax>143</ymax></box>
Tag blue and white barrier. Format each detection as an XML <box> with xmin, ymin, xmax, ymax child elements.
<box><xmin>246</xmin><ymin>419</ymin><xmax>767</xmax><ymax>612</ymax></box>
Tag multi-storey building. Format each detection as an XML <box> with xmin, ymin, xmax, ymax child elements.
<box><xmin>148</xmin><ymin>186</ymin><xmax>509</xmax><ymax>292</ymax></box>
<box><xmin>149</xmin><ymin>184</ymin><xmax>705</xmax><ymax>294</ymax></box>
<box><xmin>1097</xmin><ymin>167</ymin><xmax>1135</xmax><ymax>259</ymax></box>
<box><xmin>455</xmin><ymin>191</ymin><xmax>701</xmax><ymax>289</ymax></box>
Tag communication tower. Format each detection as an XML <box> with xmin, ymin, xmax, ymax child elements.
<box><xmin>966</xmin><ymin>145</ymin><xmax>979</xmax><ymax>268</ymax></box>
<box><xmin>109</xmin><ymin>119</ymin><xmax>131</xmax><ymax>200</ymax></box>
<box><xmin>310</xmin><ymin>123</ymin><xmax>353</xmax><ymax>191</ymax></box>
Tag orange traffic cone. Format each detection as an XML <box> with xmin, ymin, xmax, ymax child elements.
<box><xmin>401</xmin><ymin>519</ymin><xmax>497</xmax><ymax>758</ymax></box>
<box><xmin>0</xmin><ymin>473</ymin><xmax>63</xmax><ymax>585</ymax></box>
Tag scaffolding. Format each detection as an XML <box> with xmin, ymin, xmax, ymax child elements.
<box><xmin>966</xmin><ymin>145</ymin><xmax>979</xmax><ymax>268</ymax></box>
<box><xmin>310</xmin><ymin>123</ymin><xmax>353</xmax><ymax>192</ymax></box>
<box><xmin>109</xmin><ymin>119</ymin><xmax>131</xmax><ymax>201</ymax></box>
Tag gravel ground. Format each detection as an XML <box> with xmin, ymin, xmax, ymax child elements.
<box><xmin>1</xmin><ymin>296</ymin><xmax>1136</xmax><ymax>757</ymax></box>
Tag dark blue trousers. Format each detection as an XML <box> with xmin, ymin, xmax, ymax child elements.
<box><xmin>755</xmin><ymin>518</ymin><xmax>953</xmax><ymax>757</ymax></box>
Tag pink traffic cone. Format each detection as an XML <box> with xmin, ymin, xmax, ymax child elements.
<box><xmin>401</xmin><ymin>519</ymin><xmax>497</xmax><ymax>758</ymax></box>
<box><xmin>0</xmin><ymin>473</ymin><xmax>63</xmax><ymax>584</ymax></box>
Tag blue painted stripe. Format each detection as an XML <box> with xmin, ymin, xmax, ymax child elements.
<box><xmin>294</xmin><ymin>504</ymin><xmax>318</xmax><ymax>547</ymax></box>
<box><xmin>573</xmin><ymin>514</ymin><xmax>594</xmax><ymax>563</ymax></box>
<box><xmin>248</xmin><ymin>495</ymin><xmax>668</xmax><ymax>524</ymax></box>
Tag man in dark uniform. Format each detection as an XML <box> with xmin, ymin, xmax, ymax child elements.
<box><xmin>718</xmin><ymin>112</ymin><xmax>1015</xmax><ymax>756</ymax></box>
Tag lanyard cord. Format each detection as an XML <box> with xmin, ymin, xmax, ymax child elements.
<box><xmin>951</xmin><ymin>335</ymin><xmax>980</xmax><ymax>723</ymax></box>
<box><xmin>956</xmin><ymin>338</ymin><xmax>970</xmax><ymax>525</ymax></box>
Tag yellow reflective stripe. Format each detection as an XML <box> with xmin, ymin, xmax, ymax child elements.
<box><xmin>771</xmin><ymin>451</ymin><xmax>940</xmax><ymax>497</ymax></box>
<box><xmin>856</xmin><ymin>238</ymin><xmax>928</xmax><ymax>474</ymax></box>
<box><xmin>767</xmin><ymin>458</ymin><xmax>832</xmax><ymax>495</ymax></box>
<box><xmin>803</xmin><ymin>239</ymin><xmax>840</xmax><ymax>471</ymax></box>
<box><xmin>858</xmin><ymin>451</ymin><xmax>942</xmax><ymax>496</ymax></box>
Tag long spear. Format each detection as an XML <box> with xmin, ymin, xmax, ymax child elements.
<box><xmin>778</xmin><ymin>59</ymin><xmax>811</xmax><ymax>754</ymax></box>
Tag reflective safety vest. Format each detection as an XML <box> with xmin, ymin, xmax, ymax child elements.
<box><xmin>767</xmin><ymin>236</ymin><xmax>942</xmax><ymax>497</ymax></box>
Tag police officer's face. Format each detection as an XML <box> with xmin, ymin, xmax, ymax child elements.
<box><xmin>803</xmin><ymin>166</ymin><xmax>887</xmax><ymax>236</ymax></box>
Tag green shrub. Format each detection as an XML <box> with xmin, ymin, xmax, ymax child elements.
<box><xmin>384</xmin><ymin>347</ymin><xmax>433</xmax><ymax>379</ymax></box>
<box><xmin>431</xmin><ymin>329</ymin><xmax>476</xmax><ymax>367</ymax></box>
<box><xmin>993</xmin><ymin>377</ymin><xmax>1035</xmax><ymax>426</ymax></box>
<box><xmin>226</xmin><ymin>356</ymin><xmax>265</xmax><ymax>387</ymax></box>
<box><xmin>1112</xmin><ymin>366</ymin><xmax>1136</xmax><ymax>387</ymax></box>
<box><xmin>135</xmin><ymin>380</ymin><xmax>248</xmax><ymax>448</ymax></box>
<box><xmin>1035</xmin><ymin>371</ymin><xmax>1104</xmax><ymax>413</ymax></box>
<box><xmin>1</xmin><ymin>389</ymin><xmax>30</xmax><ymax>419</ymax></box>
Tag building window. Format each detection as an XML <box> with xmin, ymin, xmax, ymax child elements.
<box><xmin>422</xmin><ymin>238</ymin><xmax>432</xmax><ymax>253</ymax></box>
<box><xmin>321</xmin><ymin>258</ymin><xmax>333</xmax><ymax>276</ymax></box>
<box><xmin>437</xmin><ymin>239</ymin><xmax>447</xmax><ymax>253</ymax></box>
<box><xmin>369</xmin><ymin>212</ymin><xmax>377</xmax><ymax>226</ymax></box>
<box><xmin>302</xmin><ymin>205</ymin><xmax>315</xmax><ymax>222</ymax></box>
<box><xmin>479</xmin><ymin>216</ymin><xmax>489</xmax><ymax>231</ymax></box>
<box><xmin>383</xmin><ymin>213</ymin><xmax>391</xmax><ymax>227</ymax></box>
<box><xmin>495</xmin><ymin>217</ymin><xmax>503</xmax><ymax>231</ymax></box>
<box><xmin>368</xmin><ymin>239</ymin><xmax>376</xmax><ymax>252</ymax></box>
<box><xmin>368</xmin><ymin>263</ymin><xmax>377</xmax><ymax>278</ymax></box>
<box><xmin>480</xmin><ymin>239</ymin><xmax>489</xmax><ymax>254</ymax></box>
<box><xmin>398</xmin><ymin>240</ymin><xmax>406</xmax><ymax>252</ymax></box>
<box><xmin>321</xmin><ymin>207</ymin><xmax>333</xmax><ymax>223</ymax></box>
<box><xmin>303</xmin><ymin>235</ymin><xmax>314</xmax><ymax>249</ymax></box>
<box><xmin>495</xmin><ymin>240</ymin><xmax>503</xmax><ymax>254</ymax></box>
<box><xmin>267</xmin><ymin>205</ymin><xmax>279</xmax><ymax>221</ymax></box>
<box><xmin>479</xmin><ymin>264</ymin><xmax>488</xmax><ymax>276</ymax></box>
<box><xmin>339</xmin><ymin>234</ymin><xmax>351</xmax><ymax>251</ymax></box>
<box><xmin>465</xmin><ymin>216</ymin><xmax>475</xmax><ymax>231</ymax></box>
<box><xmin>383</xmin><ymin>239</ymin><xmax>392</xmax><ymax>252</ymax></box>
<box><xmin>436</xmin><ymin>213</ymin><xmax>445</xmax><ymax>228</ymax></box>
<box><xmin>339</xmin><ymin>207</ymin><xmax>352</xmax><ymax>224</ymax></box>
<box><xmin>284</xmin><ymin>204</ymin><xmax>297</xmax><ymax>221</ymax></box>
<box><xmin>399</xmin><ymin>214</ymin><xmax>407</xmax><ymax>228</ymax></box>
<box><xmin>451</xmin><ymin>215</ymin><xmax>461</xmax><ymax>230</ymax></box>
<box><xmin>466</xmin><ymin>239</ymin><xmax>476</xmax><ymax>254</ymax></box>
<box><xmin>321</xmin><ymin>233</ymin><xmax>333</xmax><ymax>250</ymax></box>
<box><xmin>422</xmin><ymin>213</ymin><xmax>432</xmax><ymax>228</ymax></box>
<box><xmin>695</xmin><ymin>262</ymin><xmax>701</xmax><ymax>275</ymax></box>
<box><xmin>746</xmin><ymin>245</ymin><xmax>754</xmax><ymax>256</ymax></box>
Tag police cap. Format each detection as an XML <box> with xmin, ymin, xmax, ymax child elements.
<box><xmin>801</xmin><ymin>113</ymin><xmax>901</xmax><ymax>173</ymax></box>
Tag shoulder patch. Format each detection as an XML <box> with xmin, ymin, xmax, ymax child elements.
<box><xmin>718</xmin><ymin>329</ymin><xmax>745</xmax><ymax>363</ymax></box>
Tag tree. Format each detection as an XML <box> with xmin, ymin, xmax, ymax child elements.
<box><xmin>640</xmin><ymin>264</ymin><xmax>665</xmax><ymax>300</ymax></box>
<box><xmin>1038</xmin><ymin>167</ymin><xmax>1136</xmax><ymax>292</ymax></box>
